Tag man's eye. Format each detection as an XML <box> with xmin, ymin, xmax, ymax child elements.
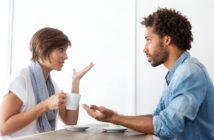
<box><xmin>146</xmin><ymin>39</ymin><xmax>151</xmax><ymax>42</ymax></box>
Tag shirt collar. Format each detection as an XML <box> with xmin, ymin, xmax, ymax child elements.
<box><xmin>165</xmin><ymin>51</ymin><xmax>190</xmax><ymax>85</ymax></box>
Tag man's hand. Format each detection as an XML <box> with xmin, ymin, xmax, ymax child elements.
<box><xmin>82</xmin><ymin>104</ymin><xmax>154</xmax><ymax>134</ymax></box>
<box><xmin>82</xmin><ymin>104</ymin><xmax>117</xmax><ymax>123</ymax></box>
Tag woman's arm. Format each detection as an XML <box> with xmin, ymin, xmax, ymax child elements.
<box><xmin>0</xmin><ymin>91</ymin><xmax>67</xmax><ymax>135</ymax></box>
<box><xmin>59</xmin><ymin>63</ymin><xmax>94</xmax><ymax>124</ymax></box>
<box><xmin>0</xmin><ymin>92</ymin><xmax>48</xmax><ymax>135</ymax></box>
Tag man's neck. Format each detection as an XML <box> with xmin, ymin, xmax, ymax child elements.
<box><xmin>164</xmin><ymin>46</ymin><xmax>184</xmax><ymax>70</ymax></box>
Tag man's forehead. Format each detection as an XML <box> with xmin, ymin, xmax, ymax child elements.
<box><xmin>145</xmin><ymin>27</ymin><xmax>155</xmax><ymax>37</ymax></box>
<box><xmin>145</xmin><ymin>27</ymin><xmax>162</xmax><ymax>39</ymax></box>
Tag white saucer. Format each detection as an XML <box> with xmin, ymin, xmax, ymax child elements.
<box><xmin>64</xmin><ymin>125</ymin><xmax>89</xmax><ymax>131</ymax></box>
<box><xmin>103</xmin><ymin>127</ymin><xmax>127</xmax><ymax>133</ymax></box>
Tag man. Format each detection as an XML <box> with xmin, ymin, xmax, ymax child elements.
<box><xmin>83</xmin><ymin>8</ymin><xmax>214</xmax><ymax>140</ymax></box>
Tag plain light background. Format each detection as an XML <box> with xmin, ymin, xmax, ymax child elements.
<box><xmin>0</xmin><ymin>0</ymin><xmax>214</xmax><ymax>128</ymax></box>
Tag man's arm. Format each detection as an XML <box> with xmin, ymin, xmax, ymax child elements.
<box><xmin>112</xmin><ymin>114</ymin><xmax>154</xmax><ymax>134</ymax></box>
<box><xmin>82</xmin><ymin>104</ymin><xmax>154</xmax><ymax>134</ymax></box>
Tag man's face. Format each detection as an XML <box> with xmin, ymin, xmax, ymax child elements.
<box><xmin>144</xmin><ymin>27</ymin><xmax>169</xmax><ymax>67</ymax></box>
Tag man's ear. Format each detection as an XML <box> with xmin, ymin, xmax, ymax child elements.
<box><xmin>163</xmin><ymin>35</ymin><xmax>172</xmax><ymax>46</ymax></box>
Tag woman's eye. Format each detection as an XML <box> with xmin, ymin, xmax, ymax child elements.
<box><xmin>59</xmin><ymin>47</ymin><xmax>65</xmax><ymax>52</ymax></box>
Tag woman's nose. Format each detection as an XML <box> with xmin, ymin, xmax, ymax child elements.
<box><xmin>64</xmin><ymin>52</ymin><xmax>68</xmax><ymax>60</ymax></box>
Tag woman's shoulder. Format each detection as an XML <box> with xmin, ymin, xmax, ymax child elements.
<box><xmin>1</xmin><ymin>67</ymin><xmax>31</xmax><ymax>98</ymax></box>
<box><xmin>11</xmin><ymin>67</ymin><xmax>30</xmax><ymax>80</ymax></box>
<box><xmin>7</xmin><ymin>67</ymin><xmax>31</xmax><ymax>91</ymax></box>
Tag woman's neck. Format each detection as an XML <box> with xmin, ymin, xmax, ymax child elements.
<box><xmin>37</xmin><ymin>60</ymin><xmax>51</xmax><ymax>80</ymax></box>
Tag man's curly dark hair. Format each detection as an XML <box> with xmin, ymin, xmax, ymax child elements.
<box><xmin>141</xmin><ymin>8</ymin><xmax>193</xmax><ymax>50</ymax></box>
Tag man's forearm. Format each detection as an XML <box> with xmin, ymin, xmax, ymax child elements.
<box><xmin>111</xmin><ymin>114</ymin><xmax>154</xmax><ymax>134</ymax></box>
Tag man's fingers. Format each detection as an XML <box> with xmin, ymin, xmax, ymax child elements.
<box><xmin>82</xmin><ymin>104</ymin><xmax>106</xmax><ymax>120</ymax></box>
<box><xmin>82</xmin><ymin>104</ymin><xmax>90</xmax><ymax>111</ymax></box>
<box><xmin>93</xmin><ymin>105</ymin><xmax>110</xmax><ymax>114</ymax></box>
<box><xmin>99</xmin><ymin>106</ymin><xmax>108</xmax><ymax>113</ymax></box>
<box><xmin>82</xmin><ymin>104</ymin><xmax>96</xmax><ymax>117</ymax></box>
<box><xmin>90</xmin><ymin>105</ymin><xmax>99</xmax><ymax>110</ymax></box>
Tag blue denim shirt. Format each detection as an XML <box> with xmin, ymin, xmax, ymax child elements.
<box><xmin>153</xmin><ymin>51</ymin><xmax>214</xmax><ymax>140</ymax></box>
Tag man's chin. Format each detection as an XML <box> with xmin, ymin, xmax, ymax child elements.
<box><xmin>151</xmin><ymin>62</ymin><xmax>161</xmax><ymax>67</ymax></box>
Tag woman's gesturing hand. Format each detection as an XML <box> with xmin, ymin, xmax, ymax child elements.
<box><xmin>72</xmin><ymin>62</ymin><xmax>94</xmax><ymax>83</ymax></box>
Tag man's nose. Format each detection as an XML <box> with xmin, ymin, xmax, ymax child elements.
<box><xmin>143</xmin><ymin>45</ymin><xmax>147</xmax><ymax>53</ymax></box>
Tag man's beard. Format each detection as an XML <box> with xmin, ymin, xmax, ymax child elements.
<box><xmin>151</xmin><ymin>42</ymin><xmax>168</xmax><ymax>67</ymax></box>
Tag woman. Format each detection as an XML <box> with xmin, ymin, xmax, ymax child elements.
<box><xmin>0</xmin><ymin>27</ymin><xmax>94</xmax><ymax>138</ymax></box>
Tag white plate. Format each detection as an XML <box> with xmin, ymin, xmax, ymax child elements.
<box><xmin>103</xmin><ymin>127</ymin><xmax>127</xmax><ymax>133</ymax></box>
<box><xmin>64</xmin><ymin>125</ymin><xmax>89</xmax><ymax>131</ymax></box>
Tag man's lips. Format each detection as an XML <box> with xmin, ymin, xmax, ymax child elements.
<box><xmin>146</xmin><ymin>54</ymin><xmax>152</xmax><ymax>62</ymax></box>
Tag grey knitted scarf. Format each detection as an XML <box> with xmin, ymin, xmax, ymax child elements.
<box><xmin>29</xmin><ymin>61</ymin><xmax>57</xmax><ymax>132</ymax></box>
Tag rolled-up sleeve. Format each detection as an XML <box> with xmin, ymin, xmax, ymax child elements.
<box><xmin>153</xmin><ymin>115</ymin><xmax>175</xmax><ymax>139</ymax></box>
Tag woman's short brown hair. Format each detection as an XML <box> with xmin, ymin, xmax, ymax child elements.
<box><xmin>29</xmin><ymin>27</ymin><xmax>71</xmax><ymax>61</ymax></box>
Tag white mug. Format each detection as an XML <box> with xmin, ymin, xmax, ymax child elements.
<box><xmin>66</xmin><ymin>93</ymin><xmax>81</xmax><ymax>110</ymax></box>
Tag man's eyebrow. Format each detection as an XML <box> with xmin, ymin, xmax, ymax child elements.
<box><xmin>145</xmin><ymin>36</ymin><xmax>150</xmax><ymax>39</ymax></box>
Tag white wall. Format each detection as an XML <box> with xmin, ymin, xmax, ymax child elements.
<box><xmin>136</xmin><ymin>0</ymin><xmax>214</xmax><ymax>115</ymax></box>
<box><xmin>0</xmin><ymin>0</ymin><xmax>11</xmax><ymax>100</ymax></box>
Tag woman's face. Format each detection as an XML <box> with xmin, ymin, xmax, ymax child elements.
<box><xmin>40</xmin><ymin>46</ymin><xmax>68</xmax><ymax>71</ymax></box>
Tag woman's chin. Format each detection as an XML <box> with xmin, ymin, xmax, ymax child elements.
<box><xmin>54</xmin><ymin>67</ymin><xmax>62</xmax><ymax>71</ymax></box>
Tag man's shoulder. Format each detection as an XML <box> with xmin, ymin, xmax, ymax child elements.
<box><xmin>178</xmin><ymin>57</ymin><xmax>204</xmax><ymax>73</ymax></box>
<box><xmin>174</xmin><ymin>57</ymin><xmax>207</xmax><ymax>82</ymax></box>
